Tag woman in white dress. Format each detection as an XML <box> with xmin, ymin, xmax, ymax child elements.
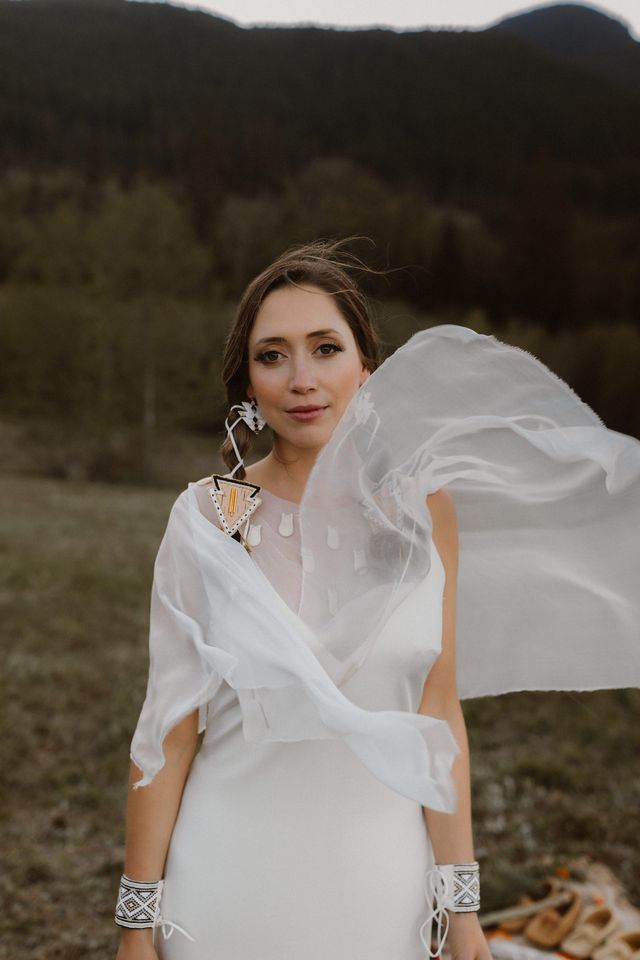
<box><xmin>114</xmin><ymin>238</ymin><xmax>640</xmax><ymax>960</ymax></box>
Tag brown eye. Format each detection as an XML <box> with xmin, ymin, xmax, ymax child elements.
<box><xmin>255</xmin><ymin>350</ymin><xmax>282</xmax><ymax>363</ymax></box>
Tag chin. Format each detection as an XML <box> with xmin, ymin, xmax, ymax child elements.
<box><xmin>283</xmin><ymin>423</ymin><xmax>335</xmax><ymax>450</ymax></box>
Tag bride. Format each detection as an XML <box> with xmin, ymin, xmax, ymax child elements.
<box><xmin>114</xmin><ymin>237</ymin><xmax>640</xmax><ymax>960</ymax></box>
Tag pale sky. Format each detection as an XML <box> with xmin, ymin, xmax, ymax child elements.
<box><xmin>150</xmin><ymin>1</ymin><xmax>640</xmax><ymax>39</ymax></box>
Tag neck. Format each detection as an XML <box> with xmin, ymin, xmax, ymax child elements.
<box><xmin>247</xmin><ymin>443</ymin><xmax>320</xmax><ymax>502</ymax></box>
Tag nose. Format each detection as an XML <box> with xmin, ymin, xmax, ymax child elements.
<box><xmin>289</xmin><ymin>353</ymin><xmax>318</xmax><ymax>392</ymax></box>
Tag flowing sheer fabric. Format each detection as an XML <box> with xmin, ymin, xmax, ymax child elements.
<box><xmin>129</xmin><ymin>484</ymin><xmax>460</xmax><ymax>811</ymax></box>
<box><xmin>129</xmin><ymin>324</ymin><xmax>640</xmax><ymax>811</ymax></box>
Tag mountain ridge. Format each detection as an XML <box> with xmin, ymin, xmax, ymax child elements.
<box><xmin>492</xmin><ymin>3</ymin><xmax>640</xmax><ymax>92</ymax></box>
<box><xmin>0</xmin><ymin>0</ymin><xmax>637</xmax><ymax>215</ymax></box>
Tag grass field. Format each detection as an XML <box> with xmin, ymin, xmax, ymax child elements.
<box><xmin>1</xmin><ymin>472</ymin><xmax>638</xmax><ymax>958</ymax></box>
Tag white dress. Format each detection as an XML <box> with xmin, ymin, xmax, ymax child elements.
<box><xmin>154</xmin><ymin>483</ymin><xmax>446</xmax><ymax>959</ymax></box>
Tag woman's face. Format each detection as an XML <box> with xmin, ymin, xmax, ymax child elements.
<box><xmin>246</xmin><ymin>283</ymin><xmax>370</xmax><ymax>454</ymax></box>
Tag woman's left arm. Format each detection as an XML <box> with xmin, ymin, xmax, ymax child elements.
<box><xmin>419</xmin><ymin>489</ymin><xmax>492</xmax><ymax>960</ymax></box>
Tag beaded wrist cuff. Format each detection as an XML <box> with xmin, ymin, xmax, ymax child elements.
<box><xmin>115</xmin><ymin>873</ymin><xmax>163</xmax><ymax>930</ymax></box>
<box><xmin>420</xmin><ymin>860</ymin><xmax>481</xmax><ymax>958</ymax></box>
<box><xmin>440</xmin><ymin>860</ymin><xmax>481</xmax><ymax>911</ymax></box>
<box><xmin>114</xmin><ymin>873</ymin><xmax>197</xmax><ymax>943</ymax></box>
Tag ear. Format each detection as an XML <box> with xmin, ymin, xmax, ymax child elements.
<box><xmin>359</xmin><ymin>366</ymin><xmax>371</xmax><ymax>387</ymax></box>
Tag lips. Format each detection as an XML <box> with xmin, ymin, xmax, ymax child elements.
<box><xmin>286</xmin><ymin>405</ymin><xmax>328</xmax><ymax>422</ymax></box>
<box><xmin>287</xmin><ymin>406</ymin><xmax>326</xmax><ymax>413</ymax></box>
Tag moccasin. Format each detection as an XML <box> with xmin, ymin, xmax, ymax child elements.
<box><xmin>500</xmin><ymin>877</ymin><xmax>564</xmax><ymax>934</ymax></box>
<box><xmin>524</xmin><ymin>888</ymin><xmax>582</xmax><ymax>948</ymax></box>
<box><xmin>560</xmin><ymin>906</ymin><xmax>618</xmax><ymax>958</ymax></box>
<box><xmin>592</xmin><ymin>930</ymin><xmax>640</xmax><ymax>960</ymax></box>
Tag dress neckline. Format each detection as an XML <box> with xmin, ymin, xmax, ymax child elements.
<box><xmin>257</xmin><ymin>486</ymin><xmax>300</xmax><ymax>509</ymax></box>
<box><xmin>221</xmin><ymin>472</ymin><xmax>301</xmax><ymax>508</ymax></box>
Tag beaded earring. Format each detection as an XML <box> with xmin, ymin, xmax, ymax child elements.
<box><xmin>205</xmin><ymin>398</ymin><xmax>266</xmax><ymax>550</ymax></box>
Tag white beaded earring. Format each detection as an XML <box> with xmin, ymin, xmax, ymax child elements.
<box><xmin>221</xmin><ymin>398</ymin><xmax>267</xmax><ymax>480</ymax></box>
<box><xmin>205</xmin><ymin>398</ymin><xmax>267</xmax><ymax>550</ymax></box>
<box><xmin>236</xmin><ymin>398</ymin><xmax>267</xmax><ymax>437</ymax></box>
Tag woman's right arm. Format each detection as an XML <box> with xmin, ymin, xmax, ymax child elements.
<box><xmin>116</xmin><ymin>708</ymin><xmax>199</xmax><ymax>959</ymax></box>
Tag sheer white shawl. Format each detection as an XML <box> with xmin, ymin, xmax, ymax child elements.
<box><xmin>129</xmin><ymin>324</ymin><xmax>640</xmax><ymax>812</ymax></box>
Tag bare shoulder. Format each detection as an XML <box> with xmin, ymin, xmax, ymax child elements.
<box><xmin>426</xmin><ymin>487</ymin><xmax>457</xmax><ymax>529</ymax></box>
<box><xmin>425</xmin><ymin>488</ymin><xmax>458</xmax><ymax>567</ymax></box>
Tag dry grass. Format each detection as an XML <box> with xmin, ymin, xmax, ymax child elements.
<box><xmin>1</xmin><ymin>472</ymin><xmax>638</xmax><ymax>957</ymax></box>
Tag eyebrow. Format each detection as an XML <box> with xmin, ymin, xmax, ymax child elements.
<box><xmin>253</xmin><ymin>328</ymin><xmax>343</xmax><ymax>347</ymax></box>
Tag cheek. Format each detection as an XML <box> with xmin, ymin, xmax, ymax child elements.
<box><xmin>249</xmin><ymin>365</ymin><xmax>286</xmax><ymax>405</ymax></box>
<box><xmin>328</xmin><ymin>355</ymin><xmax>365</xmax><ymax>403</ymax></box>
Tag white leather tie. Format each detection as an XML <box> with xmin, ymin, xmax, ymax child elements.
<box><xmin>419</xmin><ymin>864</ymin><xmax>453</xmax><ymax>958</ymax></box>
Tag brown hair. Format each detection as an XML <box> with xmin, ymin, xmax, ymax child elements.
<box><xmin>219</xmin><ymin>236</ymin><xmax>384</xmax><ymax>479</ymax></box>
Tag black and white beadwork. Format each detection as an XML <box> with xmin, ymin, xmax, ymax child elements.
<box><xmin>114</xmin><ymin>874</ymin><xmax>162</xmax><ymax>929</ymax></box>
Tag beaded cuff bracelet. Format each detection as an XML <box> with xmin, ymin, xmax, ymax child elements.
<box><xmin>115</xmin><ymin>874</ymin><xmax>163</xmax><ymax>930</ymax></box>
<box><xmin>420</xmin><ymin>860</ymin><xmax>481</xmax><ymax>958</ymax></box>
<box><xmin>114</xmin><ymin>873</ymin><xmax>196</xmax><ymax>943</ymax></box>
<box><xmin>437</xmin><ymin>860</ymin><xmax>481</xmax><ymax>912</ymax></box>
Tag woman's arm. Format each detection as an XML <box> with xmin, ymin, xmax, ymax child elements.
<box><xmin>419</xmin><ymin>489</ymin><xmax>491</xmax><ymax>960</ymax></box>
<box><xmin>420</xmin><ymin>488</ymin><xmax>474</xmax><ymax>861</ymax></box>
<box><xmin>116</xmin><ymin>708</ymin><xmax>199</xmax><ymax>956</ymax></box>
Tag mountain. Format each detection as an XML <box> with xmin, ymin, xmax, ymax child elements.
<box><xmin>0</xmin><ymin>0</ymin><xmax>638</xmax><ymax>215</ymax></box>
<box><xmin>492</xmin><ymin>3</ymin><xmax>640</xmax><ymax>93</ymax></box>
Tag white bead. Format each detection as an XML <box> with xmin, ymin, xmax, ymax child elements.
<box><xmin>247</xmin><ymin>523</ymin><xmax>262</xmax><ymax>546</ymax></box>
<box><xmin>278</xmin><ymin>511</ymin><xmax>294</xmax><ymax>537</ymax></box>
<box><xmin>327</xmin><ymin>524</ymin><xmax>340</xmax><ymax>549</ymax></box>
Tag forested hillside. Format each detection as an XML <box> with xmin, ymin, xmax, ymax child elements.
<box><xmin>1</xmin><ymin>0</ymin><xmax>639</xmax><ymax>214</ymax></box>
<box><xmin>1</xmin><ymin>0</ymin><xmax>639</xmax><ymax>483</ymax></box>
